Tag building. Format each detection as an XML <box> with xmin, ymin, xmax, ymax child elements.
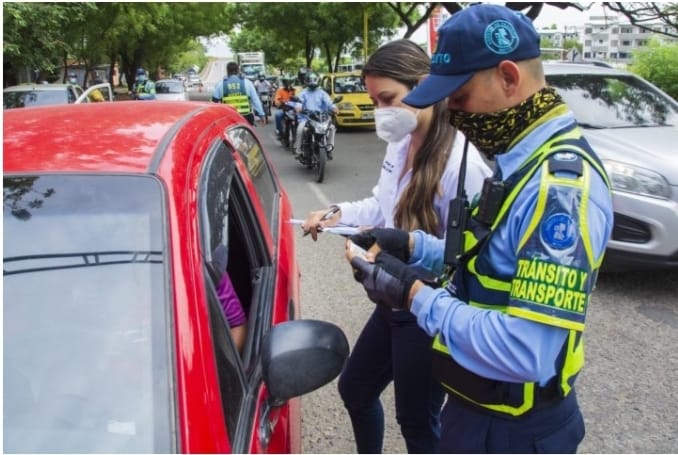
<box><xmin>581</xmin><ymin>10</ymin><xmax>677</xmax><ymax>64</ymax></box>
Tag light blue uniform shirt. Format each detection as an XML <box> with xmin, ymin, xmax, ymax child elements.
<box><xmin>409</xmin><ymin>110</ymin><xmax>614</xmax><ymax>386</ymax></box>
<box><xmin>297</xmin><ymin>88</ymin><xmax>335</xmax><ymax>120</ymax></box>
<box><xmin>212</xmin><ymin>76</ymin><xmax>265</xmax><ymax>118</ymax></box>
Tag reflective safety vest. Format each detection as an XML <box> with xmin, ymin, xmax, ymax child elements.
<box><xmin>432</xmin><ymin>120</ymin><xmax>611</xmax><ymax>417</ymax></box>
<box><xmin>221</xmin><ymin>76</ymin><xmax>251</xmax><ymax>115</ymax></box>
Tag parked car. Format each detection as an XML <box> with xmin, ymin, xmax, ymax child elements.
<box><xmin>3</xmin><ymin>102</ymin><xmax>349</xmax><ymax>453</ymax></box>
<box><xmin>155</xmin><ymin>79</ymin><xmax>190</xmax><ymax>101</ymax></box>
<box><xmin>3</xmin><ymin>82</ymin><xmax>113</xmax><ymax>109</ymax></box>
<box><xmin>320</xmin><ymin>71</ymin><xmax>375</xmax><ymax>129</ymax></box>
<box><xmin>187</xmin><ymin>74</ymin><xmax>203</xmax><ymax>88</ymax></box>
<box><xmin>544</xmin><ymin>62</ymin><xmax>678</xmax><ymax>271</ymax></box>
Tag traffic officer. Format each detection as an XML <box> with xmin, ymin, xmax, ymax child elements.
<box><xmin>212</xmin><ymin>62</ymin><xmax>265</xmax><ymax>126</ymax></box>
<box><xmin>347</xmin><ymin>4</ymin><xmax>614</xmax><ymax>453</ymax></box>
<box><xmin>132</xmin><ymin>68</ymin><xmax>156</xmax><ymax>100</ymax></box>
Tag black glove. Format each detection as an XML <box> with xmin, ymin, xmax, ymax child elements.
<box><xmin>350</xmin><ymin>228</ymin><xmax>411</xmax><ymax>262</ymax></box>
<box><xmin>350</xmin><ymin>252</ymin><xmax>422</xmax><ymax>310</ymax></box>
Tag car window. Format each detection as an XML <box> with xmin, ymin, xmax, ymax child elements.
<box><xmin>198</xmin><ymin>140</ymin><xmax>275</xmax><ymax>446</ymax></box>
<box><xmin>227</xmin><ymin>127</ymin><xmax>279</xmax><ymax>229</ymax></box>
<box><xmin>547</xmin><ymin>73</ymin><xmax>678</xmax><ymax>128</ymax></box>
<box><xmin>3</xmin><ymin>90</ymin><xmax>70</xmax><ymax>108</ymax></box>
<box><xmin>156</xmin><ymin>81</ymin><xmax>185</xmax><ymax>94</ymax></box>
<box><xmin>3</xmin><ymin>174</ymin><xmax>174</xmax><ymax>453</ymax></box>
<box><xmin>322</xmin><ymin>76</ymin><xmax>332</xmax><ymax>94</ymax></box>
<box><xmin>72</xmin><ymin>86</ymin><xmax>83</xmax><ymax>100</ymax></box>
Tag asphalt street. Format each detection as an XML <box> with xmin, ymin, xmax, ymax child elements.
<box><xmin>191</xmin><ymin>76</ymin><xmax>678</xmax><ymax>453</ymax></box>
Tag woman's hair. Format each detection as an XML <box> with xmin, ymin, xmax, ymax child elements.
<box><xmin>362</xmin><ymin>39</ymin><xmax>456</xmax><ymax>236</ymax></box>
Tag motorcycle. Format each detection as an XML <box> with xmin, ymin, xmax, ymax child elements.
<box><xmin>280</xmin><ymin>101</ymin><xmax>298</xmax><ymax>150</ymax></box>
<box><xmin>298</xmin><ymin>109</ymin><xmax>333</xmax><ymax>183</ymax></box>
<box><xmin>259</xmin><ymin>91</ymin><xmax>272</xmax><ymax>123</ymax></box>
<box><xmin>295</xmin><ymin>95</ymin><xmax>342</xmax><ymax>183</ymax></box>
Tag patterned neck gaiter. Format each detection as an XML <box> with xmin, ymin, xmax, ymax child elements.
<box><xmin>449</xmin><ymin>86</ymin><xmax>564</xmax><ymax>160</ymax></box>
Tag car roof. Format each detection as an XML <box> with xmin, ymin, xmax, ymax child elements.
<box><xmin>542</xmin><ymin>61</ymin><xmax>632</xmax><ymax>76</ymax></box>
<box><xmin>3</xmin><ymin>101</ymin><xmax>237</xmax><ymax>174</ymax></box>
<box><xmin>4</xmin><ymin>83</ymin><xmax>79</xmax><ymax>92</ymax></box>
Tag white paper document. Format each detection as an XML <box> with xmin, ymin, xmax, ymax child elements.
<box><xmin>288</xmin><ymin>218</ymin><xmax>361</xmax><ymax>236</ymax></box>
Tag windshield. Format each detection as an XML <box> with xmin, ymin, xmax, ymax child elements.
<box><xmin>241</xmin><ymin>64</ymin><xmax>264</xmax><ymax>78</ymax></box>
<box><xmin>3</xmin><ymin>174</ymin><xmax>173</xmax><ymax>453</ymax></box>
<box><xmin>156</xmin><ymin>81</ymin><xmax>185</xmax><ymax>94</ymax></box>
<box><xmin>333</xmin><ymin>76</ymin><xmax>367</xmax><ymax>94</ymax></box>
<box><xmin>546</xmin><ymin>73</ymin><xmax>678</xmax><ymax>128</ymax></box>
<box><xmin>3</xmin><ymin>89</ymin><xmax>73</xmax><ymax>109</ymax></box>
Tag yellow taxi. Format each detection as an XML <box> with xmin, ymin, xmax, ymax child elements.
<box><xmin>320</xmin><ymin>71</ymin><xmax>374</xmax><ymax>129</ymax></box>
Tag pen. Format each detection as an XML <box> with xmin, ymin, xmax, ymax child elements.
<box><xmin>304</xmin><ymin>206</ymin><xmax>341</xmax><ymax>237</ymax></box>
<box><xmin>320</xmin><ymin>205</ymin><xmax>341</xmax><ymax>221</ymax></box>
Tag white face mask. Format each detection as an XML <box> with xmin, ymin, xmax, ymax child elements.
<box><xmin>374</xmin><ymin>106</ymin><xmax>419</xmax><ymax>143</ymax></box>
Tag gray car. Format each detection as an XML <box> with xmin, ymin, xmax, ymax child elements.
<box><xmin>154</xmin><ymin>79</ymin><xmax>189</xmax><ymax>101</ymax></box>
<box><xmin>544</xmin><ymin>62</ymin><xmax>678</xmax><ymax>271</ymax></box>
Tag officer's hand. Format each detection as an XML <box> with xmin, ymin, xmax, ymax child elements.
<box><xmin>350</xmin><ymin>228</ymin><xmax>412</xmax><ymax>262</ymax></box>
<box><xmin>350</xmin><ymin>252</ymin><xmax>421</xmax><ymax>310</ymax></box>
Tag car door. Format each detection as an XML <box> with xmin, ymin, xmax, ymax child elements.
<box><xmin>75</xmin><ymin>83</ymin><xmax>114</xmax><ymax>103</ymax></box>
<box><xmin>197</xmin><ymin>126</ymin><xmax>297</xmax><ymax>453</ymax></box>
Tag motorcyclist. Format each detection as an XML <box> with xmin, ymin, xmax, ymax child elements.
<box><xmin>274</xmin><ymin>76</ymin><xmax>297</xmax><ymax>140</ymax></box>
<box><xmin>132</xmin><ymin>68</ymin><xmax>156</xmax><ymax>100</ymax></box>
<box><xmin>294</xmin><ymin>72</ymin><xmax>338</xmax><ymax>160</ymax></box>
<box><xmin>254</xmin><ymin>73</ymin><xmax>273</xmax><ymax>97</ymax></box>
<box><xmin>212</xmin><ymin>62</ymin><xmax>265</xmax><ymax>126</ymax></box>
<box><xmin>254</xmin><ymin>73</ymin><xmax>273</xmax><ymax>118</ymax></box>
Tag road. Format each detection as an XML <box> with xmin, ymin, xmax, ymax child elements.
<box><xmin>191</xmin><ymin>79</ymin><xmax>678</xmax><ymax>453</ymax></box>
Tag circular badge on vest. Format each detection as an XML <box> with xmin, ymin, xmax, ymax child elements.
<box><xmin>541</xmin><ymin>213</ymin><xmax>577</xmax><ymax>250</ymax></box>
<box><xmin>484</xmin><ymin>20</ymin><xmax>520</xmax><ymax>55</ymax></box>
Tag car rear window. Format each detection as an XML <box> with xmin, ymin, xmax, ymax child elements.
<box><xmin>156</xmin><ymin>81</ymin><xmax>185</xmax><ymax>94</ymax></box>
<box><xmin>3</xmin><ymin>89</ymin><xmax>72</xmax><ymax>109</ymax></box>
<box><xmin>3</xmin><ymin>174</ymin><xmax>174</xmax><ymax>453</ymax></box>
<box><xmin>547</xmin><ymin>73</ymin><xmax>678</xmax><ymax>128</ymax></box>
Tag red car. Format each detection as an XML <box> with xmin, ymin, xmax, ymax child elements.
<box><xmin>3</xmin><ymin>102</ymin><xmax>348</xmax><ymax>453</ymax></box>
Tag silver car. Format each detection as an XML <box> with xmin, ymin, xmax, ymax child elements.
<box><xmin>154</xmin><ymin>79</ymin><xmax>189</xmax><ymax>101</ymax></box>
<box><xmin>545</xmin><ymin>62</ymin><xmax>678</xmax><ymax>271</ymax></box>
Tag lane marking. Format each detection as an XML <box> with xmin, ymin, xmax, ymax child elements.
<box><xmin>308</xmin><ymin>182</ymin><xmax>331</xmax><ymax>207</ymax></box>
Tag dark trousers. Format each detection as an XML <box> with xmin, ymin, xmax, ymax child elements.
<box><xmin>440</xmin><ymin>390</ymin><xmax>585</xmax><ymax>453</ymax></box>
<box><xmin>338</xmin><ymin>305</ymin><xmax>445</xmax><ymax>454</ymax></box>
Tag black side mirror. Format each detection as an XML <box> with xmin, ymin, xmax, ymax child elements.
<box><xmin>333</xmin><ymin>96</ymin><xmax>343</xmax><ymax>104</ymax></box>
<box><xmin>261</xmin><ymin>319</ymin><xmax>349</xmax><ymax>405</ymax></box>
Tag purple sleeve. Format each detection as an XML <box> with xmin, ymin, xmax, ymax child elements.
<box><xmin>217</xmin><ymin>273</ymin><xmax>247</xmax><ymax>328</ymax></box>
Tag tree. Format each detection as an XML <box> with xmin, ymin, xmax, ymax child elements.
<box><xmin>3</xmin><ymin>2</ymin><xmax>91</xmax><ymax>85</ymax></box>
<box><xmin>629</xmin><ymin>38</ymin><xmax>678</xmax><ymax>100</ymax></box>
<box><xmin>603</xmin><ymin>2</ymin><xmax>678</xmax><ymax>39</ymax></box>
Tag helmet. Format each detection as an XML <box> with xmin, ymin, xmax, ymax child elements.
<box><xmin>68</xmin><ymin>72</ymin><xmax>77</xmax><ymax>84</ymax></box>
<box><xmin>258</xmin><ymin>73</ymin><xmax>266</xmax><ymax>81</ymax></box>
<box><xmin>307</xmin><ymin>73</ymin><xmax>319</xmax><ymax>89</ymax></box>
<box><xmin>135</xmin><ymin>67</ymin><xmax>146</xmax><ymax>77</ymax></box>
<box><xmin>281</xmin><ymin>75</ymin><xmax>292</xmax><ymax>87</ymax></box>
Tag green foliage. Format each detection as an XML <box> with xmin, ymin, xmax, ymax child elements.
<box><xmin>3</xmin><ymin>2</ymin><xmax>93</xmax><ymax>76</ymax></box>
<box><xmin>629</xmin><ymin>38</ymin><xmax>678</xmax><ymax>100</ymax></box>
<box><xmin>229</xmin><ymin>2</ymin><xmax>399</xmax><ymax>74</ymax></box>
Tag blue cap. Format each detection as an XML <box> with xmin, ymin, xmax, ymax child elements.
<box><xmin>403</xmin><ymin>4</ymin><xmax>541</xmax><ymax>108</ymax></box>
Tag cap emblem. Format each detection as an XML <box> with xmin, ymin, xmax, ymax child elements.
<box><xmin>484</xmin><ymin>20</ymin><xmax>520</xmax><ymax>55</ymax></box>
